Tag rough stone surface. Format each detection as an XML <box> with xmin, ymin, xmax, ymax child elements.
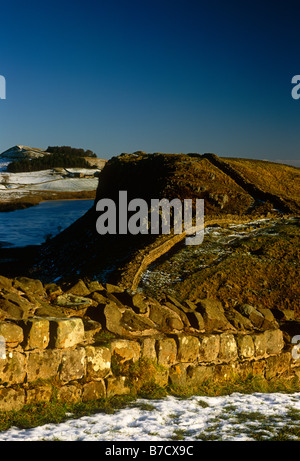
<box><xmin>22</xmin><ymin>318</ymin><xmax>50</xmax><ymax>350</ymax></box>
<box><xmin>86</xmin><ymin>346</ymin><xmax>111</xmax><ymax>379</ymax></box>
<box><xmin>13</xmin><ymin>277</ymin><xmax>45</xmax><ymax>297</ymax></box>
<box><xmin>156</xmin><ymin>337</ymin><xmax>177</xmax><ymax>366</ymax></box>
<box><xmin>186</xmin><ymin>364</ymin><xmax>215</xmax><ymax>386</ymax></box>
<box><xmin>149</xmin><ymin>304</ymin><xmax>184</xmax><ymax>331</ymax></box>
<box><xmin>237</xmin><ymin>304</ymin><xmax>264</xmax><ymax>329</ymax></box>
<box><xmin>65</xmin><ymin>279</ymin><xmax>91</xmax><ymax>297</ymax></box>
<box><xmin>218</xmin><ymin>333</ymin><xmax>238</xmax><ymax>361</ymax></box>
<box><xmin>26</xmin><ymin>350</ymin><xmax>61</xmax><ymax>382</ymax></box>
<box><xmin>252</xmin><ymin>333</ymin><xmax>267</xmax><ymax>357</ymax></box>
<box><xmin>141</xmin><ymin>337</ymin><xmax>157</xmax><ymax>361</ymax></box>
<box><xmin>57</xmin><ymin>385</ymin><xmax>82</xmax><ymax>403</ymax></box>
<box><xmin>196</xmin><ymin>298</ymin><xmax>232</xmax><ymax>331</ymax></box>
<box><xmin>236</xmin><ymin>334</ymin><xmax>255</xmax><ymax>358</ymax></box>
<box><xmin>0</xmin><ymin>351</ymin><xmax>26</xmax><ymax>385</ymax></box>
<box><xmin>198</xmin><ymin>335</ymin><xmax>220</xmax><ymax>362</ymax></box>
<box><xmin>0</xmin><ymin>275</ymin><xmax>297</xmax><ymax>412</ymax></box>
<box><xmin>264</xmin><ymin>329</ymin><xmax>284</xmax><ymax>355</ymax></box>
<box><xmin>106</xmin><ymin>376</ymin><xmax>130</xmax><ymax>398</ymax></box>
<box><xmin>59</xmin><ymin>348</ymin><xmax>86</xmax><ymax>383</ymax></box>
<box><xmin>82</xmin><ymin>380</ymin><xmax>106</xmax><ymax>401</ymax></box>
<box><xmin>26</xmin><ymin>384</ymin><xmax>53</xmax><ymax>404</ymax></box>
<box><xmin>265</xmin><ymin>352</ymin><xmax>291</xmax><ymax>379</ymax></box>
<box><xmin>52</xmin><ymin>318</ymin><xmax>85</xmax><ymax>348</ymax></box>
<box><xmin>176</xmin><ymin>335</ymin><xmax>199</xmax><ymax>362</ymax></box>
<box><xmin>0</xmin><ymin>321</ymin><xmax>23</xmax><ymax>347</ymax></box>
<box><xmin>0</xmin><ymin>388</ymin><xmax>25</xmax><ymax>411</ymax></box>
<box><xmin>110</xmin><ymin>339</ymin><xmax>140</xmax><ymax>364</ymax></box>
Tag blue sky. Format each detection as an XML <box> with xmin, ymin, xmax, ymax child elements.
<box><xmin>0</xmin><ymin>0</ymin><xmax>299</xmax><ymax>165</ymax></box>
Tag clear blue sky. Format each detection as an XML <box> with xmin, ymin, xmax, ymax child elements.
<box><xmin>0</xmin><ymin>0</ymin><xmax>299</xmax><ymax>165</ymax></box>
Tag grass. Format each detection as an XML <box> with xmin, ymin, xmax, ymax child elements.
<box><xmin>0</xmin><ymin>373</ymin><xmax>299</xmax><ymax>433</ymax></box>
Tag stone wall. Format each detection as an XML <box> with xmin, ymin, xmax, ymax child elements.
<box><xmin>0</xmin><ymin>276</ymin><xmax>299</xmax><ymax>411</ymax></box>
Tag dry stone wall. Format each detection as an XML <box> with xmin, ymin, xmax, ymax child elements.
<box><xmin>0</xmin><ymin>276</ymin><xmax>299</xmax><ymax>411</ymax></box>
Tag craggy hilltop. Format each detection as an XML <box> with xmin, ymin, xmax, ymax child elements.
<box><xmin>0</xmin><ymin>151</ymin><xmax>299</xmax><ymax>411</ymax></box>
<box><xmin>30</xmin><ymin>152</ymin><xmax>300</xmax><ymax>286</ymax></box>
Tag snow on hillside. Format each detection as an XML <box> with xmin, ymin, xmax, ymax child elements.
<box><xmin>0</xmin><ymin>393</ymin><xmax>300</xmax><ymax>441</ymax></box>
<box><xmin>0</xmin><ymin>168</ymin><xmax>100</xmax><ymax>202</ymax></box>
<box><xmin>0</xmin><ymin>146</ymin><xmax>105</xmax><ymax>202</ymax></box>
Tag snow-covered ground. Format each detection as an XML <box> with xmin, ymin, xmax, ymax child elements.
<box><xmin>0</xmin><ymin>167</ymin><xmax>99</xmax><ymax>201</ymax></box>
<box><xmin>1</xmin><ymin>393</ymin><xmax>300</xmax><ymax>441</ymax></box>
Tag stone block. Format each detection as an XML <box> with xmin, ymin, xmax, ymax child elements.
<box><xmin>186</xmin><ymin>364</ymin><xmax>215</xmax><ymax>386</ymax></box>
<box><xmin>106</xmin><ymin>376</ymin><xmax>130</xmax><ymax>398</ymax></box>
<box><xmin>0</xmin><ymin>351</ymin><xmax>26</xmax><ymax>385</ymax></box>
<box><xmin>57</xmin><ymin>385</ymin><xmax>82</xmax><ymax>403</ymax></box>
<box><xmin>26</xmin><ymin>349</ymin><xmax>61</xmax><ymax>382</ymax></box>
<box><xmin>0</xmin><ymin>388</ymin><xmax>25</xmax><ymax>411</ymax></box>
<box><xmin>86</xmin><ymin>280</ymin><xmax>105</xmax><ymax>292</ymax></box>
<box><xmin>176</xmin><ymin>335</ymin><xmax>199</xmax><ymax>362</ymax></box>
<box><xmin>164</xmin><ymin>302</ymin><xmax>190</xmax><ymax>327</ymax></box>
<box><xmin>55</xmin><ymin>294</ymin><xmax>92</xmax><ymax>315</ymax></box>
<box><xmin>141</xmin><ymin>337</ymin><xmax>157</xmax><ymax>361</ymax></box>
<box><xmin>65</xmin><ymin>279</ymin><xmax>91</xmax><ymax>296</ymax></box>
<box><xmin>110</xmin><ymin>339</ymin><xmax>140</xmax><ymax>364</ymax></box>
<box><xmin>105</xmin><ymin>283</ymin><xmax>124</xmax><ymax>293</ymax></box>
<box><xmin>156</xmin><ymin>337</ymin><xmax>177</xmax><ymax>366</ymax></box>
<box><xmin>257</xmin><ymin>308</ymin><xmax>279</xmax><ymax>329</ymax></box>
<box><xmin>265</xmin><ymin>352</ymin><xmax>291</xmax><ymax>379</ymax></box>
<box><xmin>0</xmin><ymin>321</ymin><xmax>23</xmax><ymax>347</ymax></box>
<box><xmin>120</xmin><ymin>309</ymin><xmax>158</xmax><ymax>335</ymax></box>
<box><xmin>59</xmin><ymin>348</ymin><xmax>86</xmax><ymax>383</ymax></box>
<box><xmin>214</xmin><ymin>363</ymin><xmax>237</xmax><ymax>381</ymax></box>
<box><xmin>196</xmin><ymin>298</ymin><xmax>232</xmax><ymax>331</ymax></box>
<box><xmin>26</xmin><ymin>383</ymin><xmax>53</xmax><ymax>404</ymax></box>
<box><xmin>51</xmin><ymin>318</ymin><xmax>85</xmax><ymax>348</ymax></box>
<box><xmin>225</xmin><ymin>309</ymin><xmax>253</xmax><ymax>331</ymax></box>
<box><xmin>252</xmin><ymin>333</ymin><xmax>267</xmax><ymax>357</ymax></box>
<box><xmin>169</xmin><ymin>363</ymin><xmax>189</xmax><ymax>388</ymax></box>
<box><xmin>82</xmin><ymin>380</ymin><xmax>106</xmax><ymax>401</ymax></box>
<box><xmin>131</xmin><ymin>293</ymin><xmax>149</xmax><ymax>314</ymax></box>
<box><xmin>236</xmin><ymin>334</ymin><xmax>255</xmax><ymax>358</ymax></box>
<box><xmin>13</xmin><ymin>277</ymin><xmax>45</xmax><ymax>297</ymax></box>
<box><xmin>218</xmin><ymin>333</ymin><xmax>238</xmax><ymax>361</ymax></box>
<box><xmin>237</xmin><ymin>304</ymin><xmax>264</xmax><ymax>329</ymax></box>
<box><xmin>0</xmin><ymin>292</ymin><xmax>33</xmax><ymax>319</ymax></box>
<box><xmin>149</xmin><ymin>304</ymin><xmax>183</xmax><ymax>331</ymax></box>
<box><xmin>86</xmin><ymin>345</ymin><xmax>111</xmax><ymax>379</ymax></box>
<box><xmin>264</xmin><ymin>329</ymin><xmax>284</xmax><ymax>355</ymax></box>
<box><xmin>22</xmin><ymin>318</ymin><xmax>50</xmax><ymax>350</ymax></box>
<box><xmin>198</xmin><ymin>334</ymin><xmax>220</xmax><ymax>362</ymax></box>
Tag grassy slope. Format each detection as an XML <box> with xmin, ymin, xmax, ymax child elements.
<box><xmin>223</xmin><ymin>157</ymin><xmax>300</xmax><ymax>210</ymax></box>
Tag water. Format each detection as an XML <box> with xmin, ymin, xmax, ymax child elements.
<box><xmin>0</xmin><ymin>199</ymin><xmax>94</xmax><ymax>248</ymax></box>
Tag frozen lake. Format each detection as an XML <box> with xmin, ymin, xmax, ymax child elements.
<box><xmin>0</xmin><ymin>199</ymin><xmax>94</xmax><ymax>248</ymax></box>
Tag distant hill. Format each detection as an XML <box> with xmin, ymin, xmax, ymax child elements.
<box><xmin>0</xmin><ymin>145</ymin><xmax>106</xmax><ymax>173</ymax></box>
<box><xmin>0</xmin><ymin>145</ymin><xmax>50</xmax><ymax>162</ymax></box>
